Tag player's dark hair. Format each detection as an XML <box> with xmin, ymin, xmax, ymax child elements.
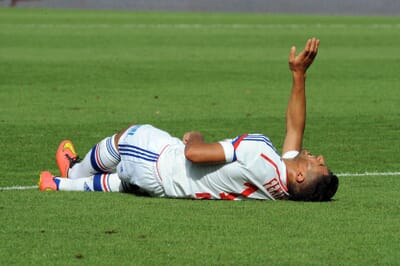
<box><xmin>289</xmin><ymin>171</ymin><xmax>339</xmax><ymax>201</ymax></box>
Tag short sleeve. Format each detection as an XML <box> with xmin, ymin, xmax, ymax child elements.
<box><xmin>219</xmin><ymin>141</ymin><xmax>235</xmax><ymax>163</ymax></box>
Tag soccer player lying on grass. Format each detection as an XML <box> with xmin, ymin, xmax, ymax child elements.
<box><xmin>39</xmin><ymin>38</ymin><xmax>338</xmax><ymax>201</ymax></box>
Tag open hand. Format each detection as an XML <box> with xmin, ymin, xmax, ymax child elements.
<box><xmin>289</xmin><ymin>38</ymin><xmax>320</xmax><ymax>75</ymax></box>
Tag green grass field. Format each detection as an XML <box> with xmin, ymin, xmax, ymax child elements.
<box><xmin>0</xmin><ymin>8</ymin><xmax>399</xmax><ymax>265</ymax></box>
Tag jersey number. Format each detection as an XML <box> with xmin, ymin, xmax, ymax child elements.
<box><xmin>195</xmin><ymin>182</ymin><xmax>258</xmax><ymax>200</ymax></box>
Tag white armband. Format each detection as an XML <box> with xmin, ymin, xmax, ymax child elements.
<box><xmin>282</xmin><ymin>150</ymin><xmax>299</xmax><ymax>159</ymax></box>
<box><xmin>219</xmin><ymin>141</ymin><xmax>235</xmax><ymax>163</ymax></box>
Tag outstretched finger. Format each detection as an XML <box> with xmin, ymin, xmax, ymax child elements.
<box><xmin>307</xmin><ymin>38</ymin><xmax>320</xmax><ymax>60</ymax></box>
<box><xmin>311</xmin><ymin>38</ymin><xmax>320</xmax><ymax>52</ymax></box>
<box><xmin>289</xmin><ymin>46</ymin><xmax>296</xmax><ymax>62</ymax></box>
<box><xmin>304</xmin><ymin>39</ymin><xmax>312</xmax><ymax>55</ymax></box>
<box><xmin>309</xmin><ymin>38</ymin><xmax>316</xmax><ymax>51</ymax></box>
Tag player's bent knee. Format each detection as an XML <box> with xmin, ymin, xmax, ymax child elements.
<box><xmin>115</xmin><ymin>124</ymin><xmax>137</xmax><ymax>149</ymax></box>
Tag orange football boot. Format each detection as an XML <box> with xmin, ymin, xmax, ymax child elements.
<box><xmin>38</xmin><ymin>171</ymin><xmax>57</xmax><ymax>191</ymax></box>
<box><xmin>56</xmin><ymin>140</ymin><xmax>79</xmax><ymax>177</ymax></box>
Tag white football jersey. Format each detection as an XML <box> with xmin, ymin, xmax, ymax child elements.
<box><xmin>157</xmin><ymin>134</ymin><xmax>290</xmax><ymax>200</ymax></box>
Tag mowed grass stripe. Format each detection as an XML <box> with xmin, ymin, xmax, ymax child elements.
<box><xmin>2</xmin><ymin>23</ymin><xmax>400</xmax><ymax>29</ymax></box>
<box><xmin>1</xmin><ymin>172</ymin><xmax>399</xmax><ymax>190</ymax></box>
<box><xmin>0</xmin><ymin>8</ymin><xmax>399</xmax><ymax>265</ymax></box>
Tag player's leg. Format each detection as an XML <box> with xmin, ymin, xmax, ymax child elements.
<box><xmin>58</xmin><ymin>125</ymin><xmax>136</xmax><ymax>178</ymax></box>
<box><xmin>116</xmin><ymin>124</ymin><xmax>182</xmax><ymax>197</ymax></box>
<box><xmin>58</xmin><ymin>134</ymin><xmax>121</xmax><ymax>178</ymax></box>
<box><xmin>39</xmin><ymin>171</ymin><xmax>125</xmax><ymax>192</ymax></box>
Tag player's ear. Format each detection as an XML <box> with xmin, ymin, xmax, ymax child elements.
<box><xmin>294</xmin><ymin>158</ymin><xmax>307</xmax><ymax>183</ymax></box>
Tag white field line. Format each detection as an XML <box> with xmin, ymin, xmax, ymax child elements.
<box><xmin>337</xmin><ymin>172</ymin><xmax>400</xmax><ymax>177</ymax></box>
<box><xmin>0</xmin><ymin>185</ymin><xmax>37</xmax><ymax>191</ymax></box>
<box><xmin>2</xmin><ymin>23</ymin><xmax>400</xmax><ymax>29</ymax></box>
<box><xmin>0</xmin><ymin>172</ymin><xmax>399</xmax><ymax>191</ymax></box>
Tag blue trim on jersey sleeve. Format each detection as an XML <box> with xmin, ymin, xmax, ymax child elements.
<box><xmin>244</xmin><ymin>134</ymin><xmax>279</xmax><ymax>155</ymax></box>
<box><xmin>231</xmin><ymin>144</ymin><xmax>237</xmax><ymax>161</ymax></box>
<box><xmin>231</xmin><ymin>134</ymin><xmax>280</xmax><ymax>159</ymax></box>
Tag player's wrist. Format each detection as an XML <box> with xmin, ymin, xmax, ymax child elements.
<box><xmin>291</xmin><ymin>69</ymin><xmax>306</xmax><ymax>77</ymax></box>
<box><xmin>291</xmin><ymin>71</ymin><xmax>306</xmax><ymax>81</ymax></box>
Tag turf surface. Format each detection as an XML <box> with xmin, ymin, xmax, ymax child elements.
<box><xmin>0</xmin><ymin>8</ymin><xmax>399</xmax><ymax>265</ymax></box>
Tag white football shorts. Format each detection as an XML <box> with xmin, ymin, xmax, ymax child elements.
<box><xmin>116</xmin><ymin>124</ymin><xmax>182</xmax><ymax>197</ymax></box>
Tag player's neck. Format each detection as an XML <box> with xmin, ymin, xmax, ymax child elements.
<box><xmin>283</xmin><ymin>158</ymin><xmax>298</xmax><ymax>189</ymax></box>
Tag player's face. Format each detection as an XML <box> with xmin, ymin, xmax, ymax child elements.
<box><xmin>300</xmin><ymin>150</ymin><xmax>330</xmax><ymax>177</ymax></box>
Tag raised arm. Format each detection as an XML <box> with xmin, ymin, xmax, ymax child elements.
<box><xmin>183</xmin><ymin>131</ymin><xmax>227</xmax><ymax>164</ymax></box>
<box><xmin>282</xmin><ymin>38</ymin><xmax>320</xmax><ymax>154</ymax></box>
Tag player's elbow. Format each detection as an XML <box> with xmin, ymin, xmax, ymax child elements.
<box><xmin>184</xmin><ymin>146</ymin><xmax>200</xmax><ymax>163</ymax></box>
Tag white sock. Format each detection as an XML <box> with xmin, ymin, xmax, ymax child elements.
<box><xmin>55</xmin><ymin>173</ymin><xmax>123</xmax><ymax>192</ymax></box>
<box><xmin>69</xmin><ymin>135</ymin><xmax>120</xmax><ymax>179</ymax></box>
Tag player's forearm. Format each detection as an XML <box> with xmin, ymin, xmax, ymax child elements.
<box><xmin>184</xmin><ymin>142</ymin><xmax>226</xmax><ymax>164</ymax></box>
<box><xmin>286</xmin><ymin>72</ymin><xmax>306</xmax><ymax>135</ymax></box>
<box><xmin>183</xmin><ymin>131</ymin><xmax>226</xmax><ymax>163</ymax></box>
<box><xmin>282</xmin><ymin>38</ymin><xmax>319</xmax><ymax>153</ymax></box>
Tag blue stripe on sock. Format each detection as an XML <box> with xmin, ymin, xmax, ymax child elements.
<box><xmin>106</xmin><ymin>174</ymin><xmax>111</xmax><ymax>191</ymax></box>
<box><xmin>54</xmin><ymin>178</ymin><xmax>60</xmax><ymax>190</ymax></box>
<box><xmin>93</xmin><ymin>174</ymin><xmax>103</xmax><ymax>191</ymax></box>
<box><xmin>90</xmin><ymin>146</ymin><xmax>103</xmax><ymax>172</ymax></box>
<box><xmin>106</xmin><ymin>137</ymin><xmax>120</xmax><ymax>161</ymax></box>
